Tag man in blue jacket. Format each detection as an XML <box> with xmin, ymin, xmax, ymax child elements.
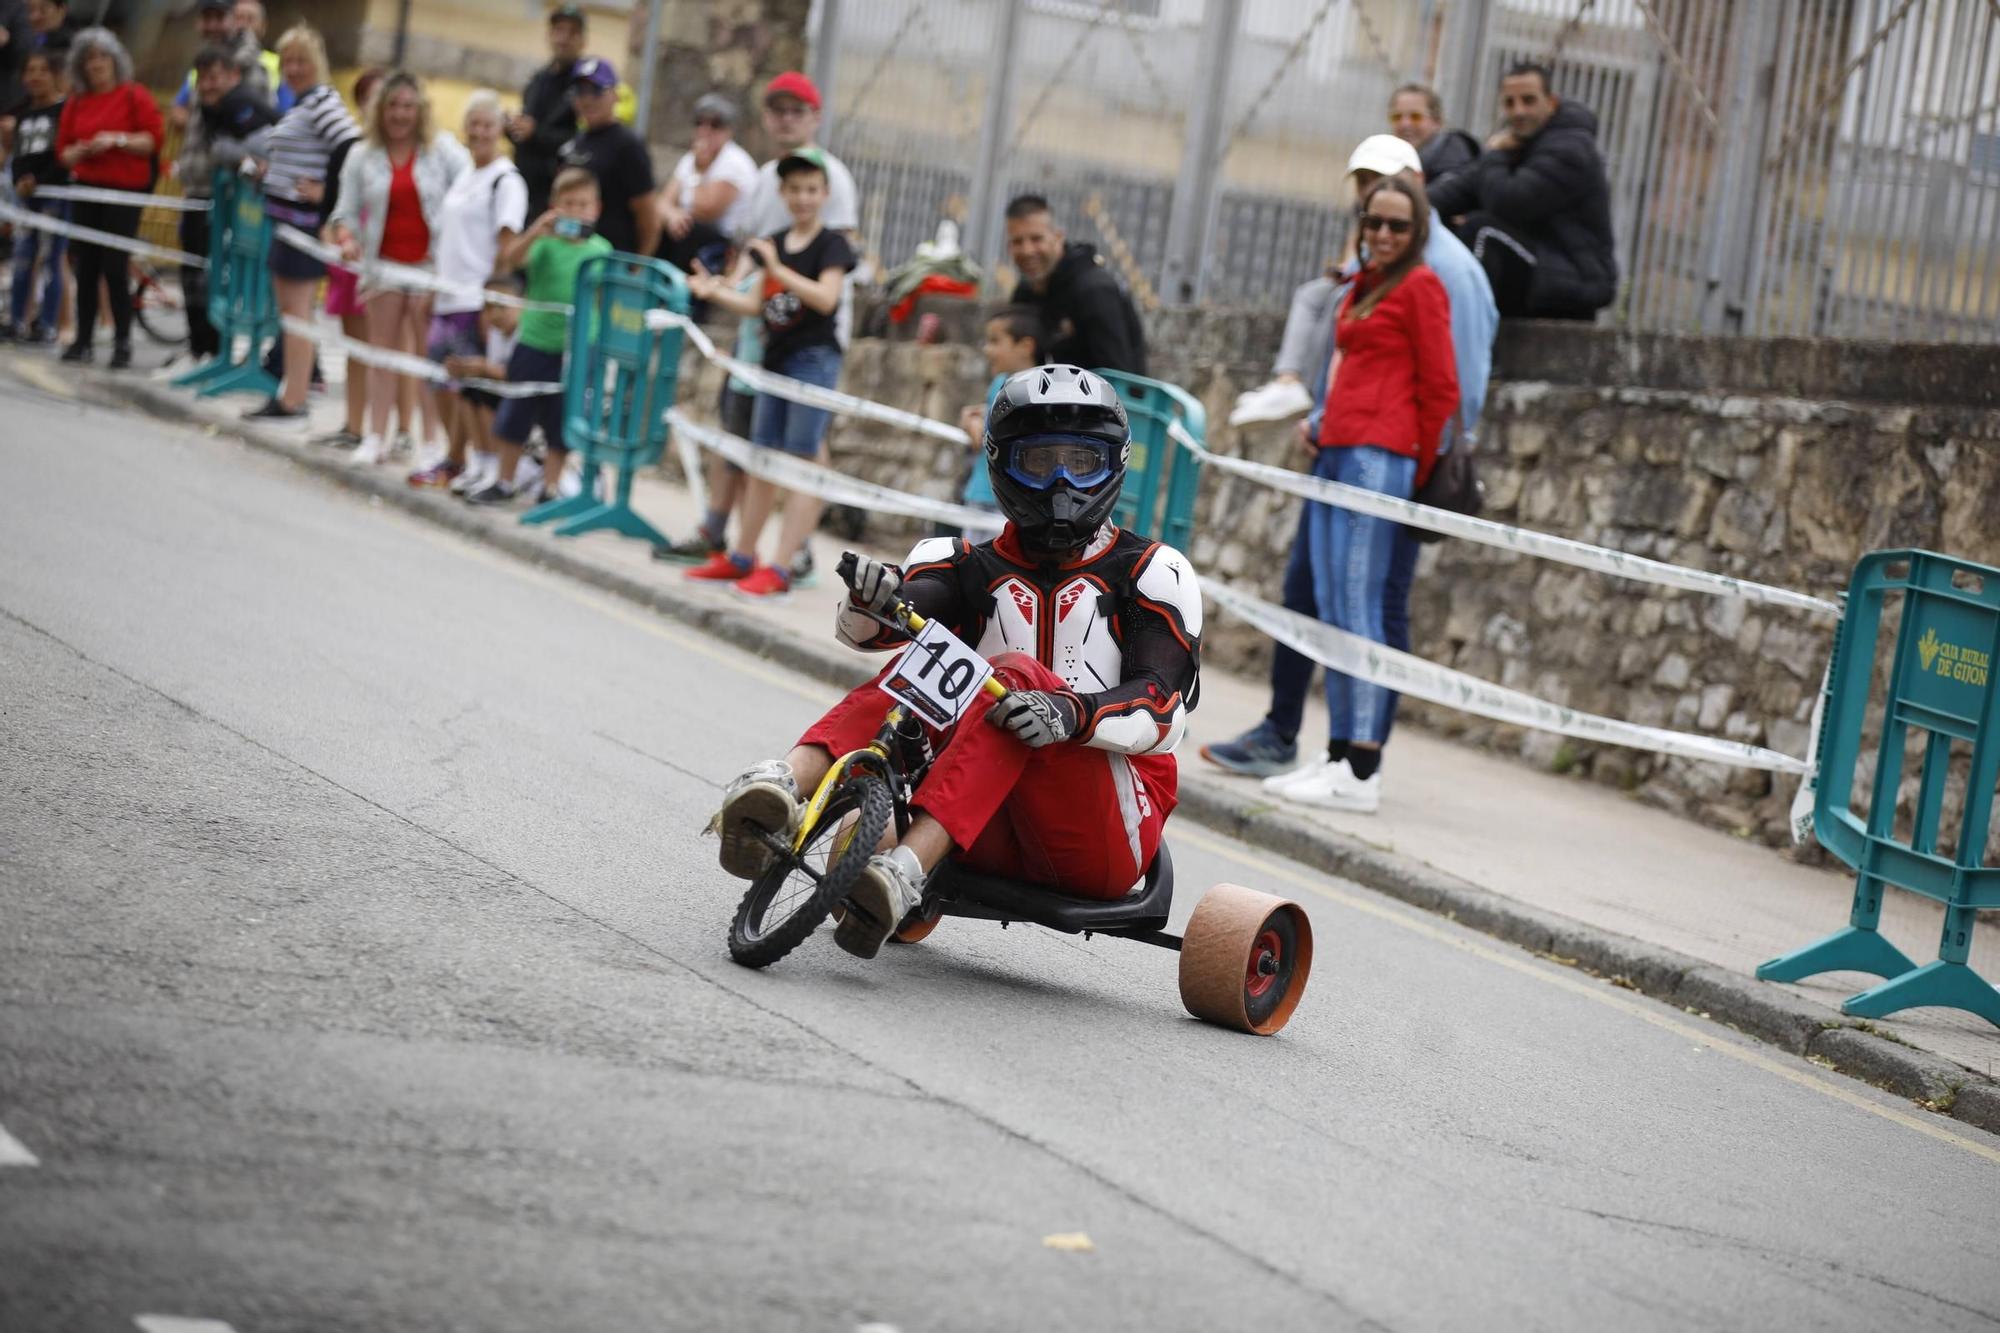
<box><xmin>1202</xmin><ymin>135</ymin><xmax>1498</xmax><ymax>792</ymax></box>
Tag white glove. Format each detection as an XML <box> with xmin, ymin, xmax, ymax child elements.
<box><xmin>988</xmin><ymin>689</ymin><xmax>1081</xmax><ymax>748</ymax></box>
<box><xmin>843</xmin><ymin>553</ymin><xmax>902</xmax><ymax>616</ymax></box>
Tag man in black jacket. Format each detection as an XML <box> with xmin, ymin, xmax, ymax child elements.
<box><xmin>508</xmin><ymin>3</ymin><xmax>587</xmax><ymax>220</ymax></box>
<box><xmin>1428</xmin><ymin>62</ymin><xmax>1617</xmax><ymax>321</ymax></box>
<box><xmin>1005</xmin><ymin>194</ymin><xmax>1147</xmax><ymax>375</ymax></box>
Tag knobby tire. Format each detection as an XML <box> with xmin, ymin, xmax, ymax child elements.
<box><xmin>728</xmin><ymin>773</ymin><xmax>890</xmax><ymax>968</ymax></box>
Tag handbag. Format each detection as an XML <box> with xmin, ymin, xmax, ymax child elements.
<box><xmin>1409</xmin><ymin>445</ymin><xmax>1482</xmax><ymax>545</ymax></box>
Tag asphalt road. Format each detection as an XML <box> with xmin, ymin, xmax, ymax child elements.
<box><xmin>3</xmin><ymin>369</ymin><xmax>1999</xmax><ymax>1333</ymax></box>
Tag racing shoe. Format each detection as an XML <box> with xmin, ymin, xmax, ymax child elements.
<box><xmin>1276</xmin><ymin>756</ymin><xmax>1381</xmax><ymax>814</ymax></box>
<box><xmin>1228</xmin><ymin>377</ymin><xmax>1314</xmax><ymax>428</ymax></box>
<box><xmin>1200</xmin><ymin>719</ymin><xmax>1299</xmax><ymax>777</ymax></box>
<box><xmin>713</xmin><ymin>759</ymin><xmax>801</xmax><ymax>880</ymax></box>
<box><xmin>835</xmin><ymin>845</ymin><xmax>926</xmax><ymax>960</ymax></box>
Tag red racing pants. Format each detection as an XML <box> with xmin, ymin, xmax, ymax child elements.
<box><xmin>798</xmin><ymin>652</ymin><xmax>1176</xmax><ymax>899</ymax></box>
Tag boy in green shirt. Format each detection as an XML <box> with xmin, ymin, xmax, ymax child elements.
<box><xmin>470</xmin><ymin>167</ymin><xmax>613</xmax><ymax>505</ymax></box>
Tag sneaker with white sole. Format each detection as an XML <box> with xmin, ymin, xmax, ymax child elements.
<box><xmin>1228</xmin><ymin>377</ymin><xmax>1315</xmax><ymax>428</ymax></box>
<box><xmin>350</xmin><ymin>434</ymin><xmax>386</xmax><ymax>465</ymax></box>
<box><xmin>514</xmin><ymin>456</ymin><xmax>544</xmax><ymax>496</ymax></box>
<box><xmin>835</xmin><ymin>846</ymin><xmax>926</xmax><ymax>959</ymax></box>
<box><xmin>1276</xmin><ymin>757</ymin><xmax>1381</xmax><ymax>813</ymax></box>
<box><xmin>713</xmin><ymin>759</ymin><xmax>801</xmax><ymax>880</ymax></box>
<box><xmin>1260</xmin><ymin>753</ymin><xmax>1330</xmax><ymax>794</ymax></box>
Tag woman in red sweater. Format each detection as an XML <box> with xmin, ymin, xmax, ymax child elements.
<box><xmin>54</xmin><ymin>27</ymin><xmax>162</xmax><ymax>368</ymax></box>
<box><xmin>1275</xmin><ymin>174</ymin><xmax>1458</xmax><ymax>814</ymax></box>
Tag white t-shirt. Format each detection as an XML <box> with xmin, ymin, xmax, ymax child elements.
<box><xmin>737</xmin><ymin>145</ymin><xmax>860</xmax><ymax>240</ymax></box>
<box><xmin>670</xmin><ymin>140</ymin><xmax>760</xmax><ymax>238</ymax></box>
<box><xmin>435</xmin><ymin>158</ymin><xmax>529</xmax><ymax>315</ymax></box>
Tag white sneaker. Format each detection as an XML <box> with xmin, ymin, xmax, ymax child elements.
<box><xmin>451</xmin><ymin>452</ymin><xmax>489</xmax><ymax>494</ymax></box>
<box><xmin>350</xmin><ymin>433</ymin><xmax>385</xmax><ymax>465</ymax></box>
<box><xmin>514</xmin><ymin>456</ymin><xmax>544</xmax><ymax>496</ymax></box>
<box><xmin>1278</xmin><ymin>757</ymin><xmax>1381</xmax><ymax>814</ymax></box>
<box><xmin>1261</xmin><ymin>754</ymin><xmax>1330</xmax><ymax>794</ymax></box>
<box><xmin>836</xmin><ymin>846</ymin><xmax>926</xmax><ymax>960</ymax></box>
<box><xmin>1229</xmin><ymin>378</ymin><xmax>1314</xmax><ymax>428</ymax></box>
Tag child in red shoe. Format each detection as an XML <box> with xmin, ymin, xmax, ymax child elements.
<box><xmin>684</xmin><ymin>147</ymin><xmax>856</xmax><ymax>597</ymax></box>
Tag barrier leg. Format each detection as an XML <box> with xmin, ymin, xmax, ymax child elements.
<box><xmin>1755</xmin><ymin>871</ymin><xmax>1919</xmax><ymax>985</ymax></box>
<box><xmin>521</xmin><ymin>461</ymin><xmax>601</xmax><ymax>526</ymax></box>
<box><xmin>551</xmin><ymin>461</ymin><xmax>669</xmax><ymax>545</ymax></box>
<box><xmin>1843</xmin><ymin>958</ymin><xmax>2000</xmax><ymax>1028</ymax></box>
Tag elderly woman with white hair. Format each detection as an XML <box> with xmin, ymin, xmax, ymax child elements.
<box><xmin>53</xmin><ymin>26</ymin><xmax>162</xmax><ymax>368</ymax></box>
<box><xmin>324</xmin><ymin>70</ymin><xmax>469</xmax><ymax>467</ymax></box>
<box><xmin>404</xmin><ymin>88</ymin><xmax>526</xmax><ymax>488</ymax></box>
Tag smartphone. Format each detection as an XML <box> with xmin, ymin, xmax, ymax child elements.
<box><xmin>553</xmin><ymin>217</ymin><xmax>594</xmax><ymax>241</ymax></box>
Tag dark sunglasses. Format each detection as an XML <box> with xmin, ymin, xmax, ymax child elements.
<box><xmin>1360</xmin><ymin>214</ymin><xmax>1413</xmax><ymax>235</ymax></box>
<box><xmin>694</xmin><ymin>116</ymin><xmax>729</xmax><ymax>129</ymax></box>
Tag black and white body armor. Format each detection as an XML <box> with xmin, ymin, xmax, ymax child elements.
<box><xmin>837</xmin><ymin>525</ymin><xmax>1203</xmax><ymax>756</ymax></box>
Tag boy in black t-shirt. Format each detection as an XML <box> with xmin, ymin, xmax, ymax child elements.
<box><xmin>556</xmin><ymin>56</ymin><xmax>656</xmax><ymax>257</ymax></box>
<box><xmin>685</xmin><ymin>147</ymin><xmax>857</xmax><ymax>598</ymax></box>
<box><xmin>2</xmin><ymin>48</ymin><xmax>66</xmax><ymax>343</ymax></box>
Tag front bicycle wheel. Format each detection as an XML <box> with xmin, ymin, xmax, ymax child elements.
<box><xmin>134</xmin><ymin>265</ymin><xmax>189</xmax><ymax>345</ymax></box>
<box><xmin>729</xmin><ymin>772</ymin><xmax>890</xmax><ymax>968</ymax></box>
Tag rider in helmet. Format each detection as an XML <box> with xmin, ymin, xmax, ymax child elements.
<box><xmin>713</xmin><ymin>364</ymin><xmax>1205</xmax><ymax>959</ymax></box>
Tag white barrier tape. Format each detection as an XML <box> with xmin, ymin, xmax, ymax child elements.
<box><xmin>273</xmin><ymin>225</ymin><xmax>571</xmax><ymax>314</ymax></box>
<box><xmin>279</xmin><ymin>316</ymin><xmax>561</xmax><ymax>398</ymax></box>
<box><xmin>1169</xmin><ymin>420</ymin><xmax>1839</xmax><ymax>617</ymax></box>
<box><xmin>647</xmin><ymin>309</ymin><xmax>971</xmax><ymax>445</ymax></box>
<box><xmin>1202</xmin><ymin>578</ymin><xmax>1809</xmax><ymax>774</ymax></box>
<box><xmin>667</xmin><ymin>409</ymin><xmax>992</xmax><ymax>528</ymax></box>
<box><xmin>33</xmin><ymin>184</ymin><xmax>211</xmax><ymax>212</ymax></box>
<box><xmin>0</xmin><ymin>198</ymin><xmax>206</xmax><ymax>267</ymax></box>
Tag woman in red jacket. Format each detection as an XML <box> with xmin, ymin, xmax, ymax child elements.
<box><xmin>1271</xmin><ymin>174</ymin><xmax>1458</xmax><ymax>814</ymax></box>
<box><xmin>54</xmin><ymin>26</ymin><xmax>162</xmax><ymax>368</ymax></box>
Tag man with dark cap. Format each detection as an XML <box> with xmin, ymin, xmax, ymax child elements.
<box><xmin>657</xmin><ymin>91</ymin><xmax>758</xmax><ymax>276</ymax></box>
<box><xmin>558</xmin><ymin>54</ymin><xmax>657</xmax><ymax>257</ymax></box>
<box><xmin>509</xmin><ymin>2</ymin><xmax>587</xmax><ymax>221</ymax></box>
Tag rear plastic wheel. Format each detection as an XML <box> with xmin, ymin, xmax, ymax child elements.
<box><xmin>1178</xmin><ymin>884</ymin><xmax>1313</xmax><ymax>1035</ymax></box>
<box><xmin>728</xmin><ymin>773</ymin><xmax>889</xmax><ymax>968</ymax></box>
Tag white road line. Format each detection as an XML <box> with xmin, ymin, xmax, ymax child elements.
<box><xmin>135</xmin><ymin>1317</ymin><xmax>239</xmax><ymax>1333</ymax></box>
<box><xmin>0</xmin><ymin>1123</ymin><xmax>38</xmax><ymax>1167</ymax></box>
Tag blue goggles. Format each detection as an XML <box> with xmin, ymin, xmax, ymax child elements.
<box><xmin>1002</xmin><ymin>434</ymin><xmax>1117</xmax><ymax>491</ymax></box>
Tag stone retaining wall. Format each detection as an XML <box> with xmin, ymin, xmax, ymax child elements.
<box><xmin>673</xmin><ymin>312</ymin><xmax>2000</xmax><ymax>848</ymax></box>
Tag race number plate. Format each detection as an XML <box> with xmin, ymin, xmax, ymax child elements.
<box><xmin>878</xmin><ymin>620</ymin><xmax>994</xmax><ymax>728</ymax></box>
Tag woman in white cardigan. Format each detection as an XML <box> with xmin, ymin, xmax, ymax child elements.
<box><xmin>326</xmin><ymin>71</ymin><xmax>469</xmax><ymax>465</ymax></box>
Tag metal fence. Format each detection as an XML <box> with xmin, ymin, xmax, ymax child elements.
<box><xmin>814</xmin><ymin>0</ymin><xmax>2000</xmax><ymax>341</ymax></box>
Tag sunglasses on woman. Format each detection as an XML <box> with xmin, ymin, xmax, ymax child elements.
<box><xmin>1360</xmin><ymin>214</ymin><xmax>1414</xmax><ymax>236</ymax></box>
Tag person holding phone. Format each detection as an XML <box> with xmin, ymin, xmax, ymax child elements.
<box><xmin>467</xmin><ymin>166</ymin><xmax>609</xmax><ymax>506</ymax></box>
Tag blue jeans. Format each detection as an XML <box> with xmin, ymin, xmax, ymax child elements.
<box><xmin>1307</xmin><ymin>445</ymin><xmax>1417</xmax><ymax>745</ymax></box>
<box><xmin>1264</xmin><ymin>459</ymin><xmax>1422</xmax><ymax>744</ymax></box>
<box><xmin>9</xmin><ymin>198</ymin><xmax>68</xmax><ymax>335</ymax></box>
<box><xmin>749</xmin><ymin>343</ymin><xmax>842</xmax><ymax>457</ymax></box>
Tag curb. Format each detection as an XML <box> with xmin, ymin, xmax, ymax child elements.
<box><xmin>96</xmin><ymin>370</ymin><xmax>2000</xmax><ymax>1140</ymax></box>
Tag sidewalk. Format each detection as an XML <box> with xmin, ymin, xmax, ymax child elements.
<box><xmin>29</xmin><ymin>339</ymin><xmax>1999</xmax><ymax>1134</ymax></box>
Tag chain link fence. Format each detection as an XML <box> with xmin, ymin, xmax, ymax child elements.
<box><xmin>816</xmin><ymin>0</ymin><xmax>2000</xmax><ymax>341</ymax></box>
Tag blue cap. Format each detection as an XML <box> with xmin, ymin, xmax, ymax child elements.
<box><xmin>571</xmin><ymin>56</ymin><xmax>617</xmax><ymax>90</ymax></box>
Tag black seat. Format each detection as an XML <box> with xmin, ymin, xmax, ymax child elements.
<box><xmin>929</xmin><ymin>843</ymin><xmax>1175</xmax><ymax>935</ymax></box>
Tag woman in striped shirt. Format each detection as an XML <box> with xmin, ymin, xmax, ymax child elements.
<box><xmin>247</xmin><ymin>24</ymin><xmax>356</xmax><ymax>422</ymax></box>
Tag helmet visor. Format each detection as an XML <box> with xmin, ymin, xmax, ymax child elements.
<box><xmin>1003</xmin><ymin>434</ymin><xmax>1117</xmax><ymax>491</ymax></box>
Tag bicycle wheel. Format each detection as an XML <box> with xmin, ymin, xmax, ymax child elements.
<box><xmin>729</xmin><ymin>772</ymin><xmax>890</xmax><ymax>968</ymax></box>
<box><xmin>134</xmin><ymin>265</ymin><xmax>188</xmax><ymax>345</ymax></box>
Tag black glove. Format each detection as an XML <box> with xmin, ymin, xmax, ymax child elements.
<box><xmin>988</xmin><ymin>689</ymin><xmax>1082</xmax><ymax>748</ymax></box>
<box><xmin>839</xmin><ymin>551</ymin><xmax>902</xmax><ymax>615</ymax></box>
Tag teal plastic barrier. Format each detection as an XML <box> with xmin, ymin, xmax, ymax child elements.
<box><xmin>172</xmin><ymin>170</ymin><xmax>277</xmax><ymax>399</ymax></box>
<box><xmin>1093</xmin><ymin>369</ymin><xmax>1204</xmax><ymax>552</ymax></box>
<box><xmin>521</xmin><ymin>253</ymin><xmax>689</xmax><ymax>544</ymax></box>
<box><xmin>1758</xmin><ymin>549</ymin><xmax>2000</xmax><ymax>1027</ymax></box>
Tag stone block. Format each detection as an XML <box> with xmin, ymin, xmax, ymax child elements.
<box><xmin>1708</xmin><ymin>487</ymin><xmax>1774</xmax><ymax>553</ymax></box>
<box><xmin>1697</xmin><ymin>683</ymin><xmax>1736</xmax><ymax>730</ymax></box>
